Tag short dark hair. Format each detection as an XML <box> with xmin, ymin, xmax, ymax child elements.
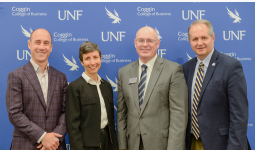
<box><xmin>79</xmin><ymin>41</ymin><xmax>101</xmax><ymax>61</ymax></box>
<box><xmin>29</xmin><ymin>28</ymin><xmax>52</xmax><ymax>44</ymax></box>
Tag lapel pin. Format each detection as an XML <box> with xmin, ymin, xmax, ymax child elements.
<box><xmin>212</xmin><ymin>63</ymin><xmax>215</xmax><ymax>66</ymax></box>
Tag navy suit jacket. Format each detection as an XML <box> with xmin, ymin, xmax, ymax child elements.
<box><xmin>182</xmin><ymin>49</ymin><xmax>249</xmax><ymax>150</ymax></box>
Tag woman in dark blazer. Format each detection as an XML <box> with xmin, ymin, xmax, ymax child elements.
<box><xmin>66</xmin><ymin>41</ymin><xmax>118</xmax><ymax>150</ymax></box>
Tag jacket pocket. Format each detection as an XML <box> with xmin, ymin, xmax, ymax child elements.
<box><xmin>107</xmin><ymin>96</ymin><xmax>113</xmax><ymax>103</ymax></box>
<box><xmin>162</xmin><ymin>129</ymin><xmax>169</xmax><ymax>138</ymax></box>
<box><xmin>80</xmin><ymin>97</ymin><xmax>96</xmax><ymax>105</ymax></box>
<box><xmin>219</xmin><ymin>127</ymin><xmax>229</xmax><ymax>135</ymax></box>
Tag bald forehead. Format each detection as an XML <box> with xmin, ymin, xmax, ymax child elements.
<box><xmin>30</xmin><ymin>28</ymin><xmax>52</xmax><ymax>43</ymax></box>
<box><xmin>136</xmin><ymin>26</ymin><xmax>157</xmax><ymax>39</ymax></box>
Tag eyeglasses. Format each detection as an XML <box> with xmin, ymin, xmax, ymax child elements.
<box><xmin>136</xmin><ymin>39</ymin><xmax>158</xmax><ymax>44</ymax></box>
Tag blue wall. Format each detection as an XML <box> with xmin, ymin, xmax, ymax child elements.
<box><xmin>0</xmin><ymin>2</ymin><xmax>254</xmax><ymax>149</ymax></box>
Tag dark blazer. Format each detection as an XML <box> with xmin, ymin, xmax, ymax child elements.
<box><xmin>66</xmin><ymin>76</ymin><xmax>118</xmax><ymax>150</ymax></box>
<box><xmin>182</xmin><ymin>49</ymin><xmax>249</xmax><ymax>150</ymax></box>
<box><xmin>6</xmin><ymin>62</ymin><xmax>68</xmax><ymax>150</ymax></box>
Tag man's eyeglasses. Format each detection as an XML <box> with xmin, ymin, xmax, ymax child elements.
<box><xmin>136</xmin><ymin>39</ymin><xmax>158</xmax><ymax>44</ymax></box>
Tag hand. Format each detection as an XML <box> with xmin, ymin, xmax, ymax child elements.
<box><xmin>41</xmin><ymin>132</ymin><xmax>62</xmax><ymax>150</ymax></box>
<box><xmin>40</xmin><ymin>146</ymin><xmax>48</xmax><ymax>150</ymax></box>
<box><xmin>37</xmin><ymin>144</ymin><xmax>48</xmax><ymax>150</ymax></box>
<box><xmin>37</xmin><ymin>143</ymin><xmax>43</xmax><ymax>149</ymax></box>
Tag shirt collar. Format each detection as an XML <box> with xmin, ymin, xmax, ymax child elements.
<box><xmin>138</xmin><ymin>54</ymin><xmax>157</xmax><ymax>71</ymax></box>
<box><xmin>82</xmin><ymin>72</ymin><xmax>102</xmax><ymax>85</ymax></box>
<box><xmin>30</xmin><ymin>59</ymin><xmax>49</xmax><ymax>73</ymax></box>
<box><xmin>197</xmin><ymin>48</ymin><xmax>214</xmax><ymax>68</ymax></box>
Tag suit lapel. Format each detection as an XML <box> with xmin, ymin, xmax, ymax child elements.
<box><xmin>46</xmin><ymin>66</ymin><xmax>57</xmax><ymax>113</ymax></box>
<box><xmin>130</xmin><ymin>61</ymin><xmax>140</xmax><ymax>113</ymax></box>
<box><xmin>198</xmin><ymin>50</ymin><xmax>219</xmax><ymax>106</ymax></box>
<box><xmin>187</xmin><ymin>58</ymin><xmax>197</xmax><ymax>114</ymax></box>
<box><xmin>188</xmin><ymin>58</ymin><xmax>197</xmax><ymax>101</ymax></box>
<box><xmin>140</xmin><ymin>56</ymin><xmax>163</xmax><ymax>115</ymax></box>
<box><xmin>24</xmin><ymin>62</ymin><xmax>47</xmax><ymax>109</ymax></box>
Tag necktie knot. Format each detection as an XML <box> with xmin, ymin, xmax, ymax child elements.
<box><xmin>199</xmin><ymin>62</ymin><xmax>205</xmax><ymax>68</ymax></box>
<box><xmin>199</xmin><ymin>62</ymin><xmax>205</xmax><ymax>71</ymax></box>
<box><xmin>142</xmin><ymin>64</ymin><xmax>147</xmax><ymax>70</ymax></box>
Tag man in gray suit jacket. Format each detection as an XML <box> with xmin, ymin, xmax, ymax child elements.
<box><xmin>6</xmin><ymin>28</ymin><xmax>68</xmax><ymax>150</ymax></box>
<box><xmin>117</xmin><ymin>26</ymin><xmax>188</xmax><ymax>150</ymax></box>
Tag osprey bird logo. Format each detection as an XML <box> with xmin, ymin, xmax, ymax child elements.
<box><xmin>21</xmin><ymin>25</ymin><xmax>33</xmax><ymax>41</ymax></box>
<box><xmin>226</xmin><ymin>7</ymin><xmax>241</xmax><ymax>23</ymax></box>
<box><xmin>155</xmin><ymin>27</ymin><xmax>162</xmax><ymax>40</ymax></box>
<box><xmin>106</xmin><ymin>75</ymin><xmax>118</xmax><ymax>92</ymax></box>
<box><xmin>105</xmin><ymin>7</ymin><xmax>121</xmax><ymax>24</ymax></box>
<box><xmin>62</xmin><ymin>54</ymin><xmax>79</xmax><ymax>71</ymax></box>
<box><xmin>187</xmin><ymin>53</ymin><xmax>192</xmax><ymax>60</ymax></box>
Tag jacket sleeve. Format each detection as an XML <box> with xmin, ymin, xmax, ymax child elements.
<box><xmin>66</xmin><ymin>82</ymin><xmax>84</xmax><ymax>150</ymax></box>
<box><xmin>117</xmin><ymin>68</ymin><xmax>128</xmax><ymax>149</ymax></box>
<box><xmin>167</xmin><ymin>65</ymin><xmax>188</xmax><ymax>150</ymax></box>
<box><xmin>227</xmin><ymin>61</ymin><xmax>249</xmax><ymax>150</ymax></box>
<box><xmin>6</xmin><ymin>71</ymin><xmax>45</xmax><ymax>145</ymax></box>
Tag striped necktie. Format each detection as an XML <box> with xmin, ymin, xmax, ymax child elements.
<box><xmin>138</xmin><ymin>64</ymin><xmax>147</xmax><ymax>110</ymax></box>
<box><xmin>192</xmin><ymin>62</ymin><xmax>204</xmax><ymax>140</ymax></box>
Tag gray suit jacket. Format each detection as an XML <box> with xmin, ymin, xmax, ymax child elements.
<box><xmin>117</xmin><ymin>56</ymin><xmax>188</xmax><ymax>150</ymax></box>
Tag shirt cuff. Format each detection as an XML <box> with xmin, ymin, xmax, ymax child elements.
<box><xmin>37</xmin><ymin>132</ymin><xmax>46</xmax><ymax>143</ymax></box>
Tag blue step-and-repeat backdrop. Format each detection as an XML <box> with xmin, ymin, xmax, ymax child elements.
<box><xmin>0</xmin><ymin>2</ymin><xmax>254</xmax><ymax>149</ymax></box>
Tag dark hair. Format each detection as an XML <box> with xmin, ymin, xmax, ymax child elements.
<box><xmin>79</xmin><ymin>41</ymin><xmax>101</xmax><ymax>61</ymax></box>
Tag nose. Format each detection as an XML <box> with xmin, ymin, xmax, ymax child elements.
<box><xmin>142</xmin><ymin>41</ymin><xmax>149</xmax><ymax>46</ymax></box>
<box><xmin>91</xmin><ymin>58</ymin><xmax>96</xmax><ymax>64</ymax></box>
<box><xmin>39</xmin><ymin>43</ymin><xmax>45</xmax><ymax>49</ymax></box>
<box><xmin>197</xmin><ymin>39</ymin><xmax>203</xmax><ymax>46</ymax></box>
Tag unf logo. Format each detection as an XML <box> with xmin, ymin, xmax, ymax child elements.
<box><xmin>182</xmin><ymin>10</ymin><xmax>205</xmax><ymax>20</ymax></box>
<box><xmin>17</xmin><ymin>50</ymin><xmax>31</xmax><ymax>60</ymax></box>
<box><xmin>101</xmin><ymin>31</ymin><xmax>126</xmax><ymax>42</ymax></box>
<box><xmin>18</xmin><ymin>25</ymin><xmax>32</xmax><ymax>60</ymax></box>
<box><xmin>223</xmin><ymin>30</ymin><xmax>246</xmax><ymax>40</ymax></box>
<box><xmin>58</xmin><ymin>10</ymin><xmax>83</xmax><ymax>20</ymax></box>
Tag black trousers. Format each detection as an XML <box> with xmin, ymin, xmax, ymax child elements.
<box><xmin>139</xmin><ymin>136</ymin><xmax>144</xmax><ymax>150</ymax></box>
<box><xmin>83</xmin><ymin>126</ymin><xmax>112</xmax><ymax>150</ymax></box>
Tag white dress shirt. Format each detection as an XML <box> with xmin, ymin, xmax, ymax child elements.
<box><xmin>82</xmin><ymin>72</ymin><xmax>108</xmax><ymax>129</ymax></box>
<box><xmin>30</xmin><ymin>59</ymin><xmax>49</xmax><ymax>143</ymax></box>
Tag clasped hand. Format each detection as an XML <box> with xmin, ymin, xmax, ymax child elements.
<box><xmin>37</xmin><ymin>132</ymin><xmax>62</xmax><ymax>150</ymax></box>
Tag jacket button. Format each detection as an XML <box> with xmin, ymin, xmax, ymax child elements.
<box><xmin>137</xmin><ymin>133</ymin><xmax>140</xmax><ymax>137</ymax></box>
<box><xmin>46</xmin><ymin>116</ymin><xmax>49</xmax><ymax>120</ymax></box>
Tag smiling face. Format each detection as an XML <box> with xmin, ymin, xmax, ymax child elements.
<box><xmin>188</xmin><ymin>23</ymin><xmax>215</xmax><ymax>61</ymax></box>
<box><xmin>28</xmin><ymin>29</ymin><xmax>53</xmax><ymax>66</ymax></box>
<box><xmin>80</xmin><ymin>50</ymin><xmax>101</xmax><ymax>78</ymax></box>
<box><xmin>134</xmin><ymin>26</ymin><xmax>160</xmax><ymax>63</ymax></box>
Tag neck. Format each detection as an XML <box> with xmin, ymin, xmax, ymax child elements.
<box><xmin>139</xmin><ymin>58</ymin><xmax>150</xmax><ymax>64</ymax></box>
<box><xmin>32</xmin><ymin>59</ymin><xmax>48</xmax><ymax>74</ymax></box>
<box><xmin>85</xmin><ymin>72</ymin><xmax>98</xmax><ymax>83</ymax></box>
<box><xmin>197</xmin><ymin>56</ymin><xmax>205</xmax><ymax>61</ymax></box>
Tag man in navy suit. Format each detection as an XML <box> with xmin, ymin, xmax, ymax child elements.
<box><xmin>182</xmin><ymin>19</ymin><xmax>250</xmax><ymax>150</ymax></box>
